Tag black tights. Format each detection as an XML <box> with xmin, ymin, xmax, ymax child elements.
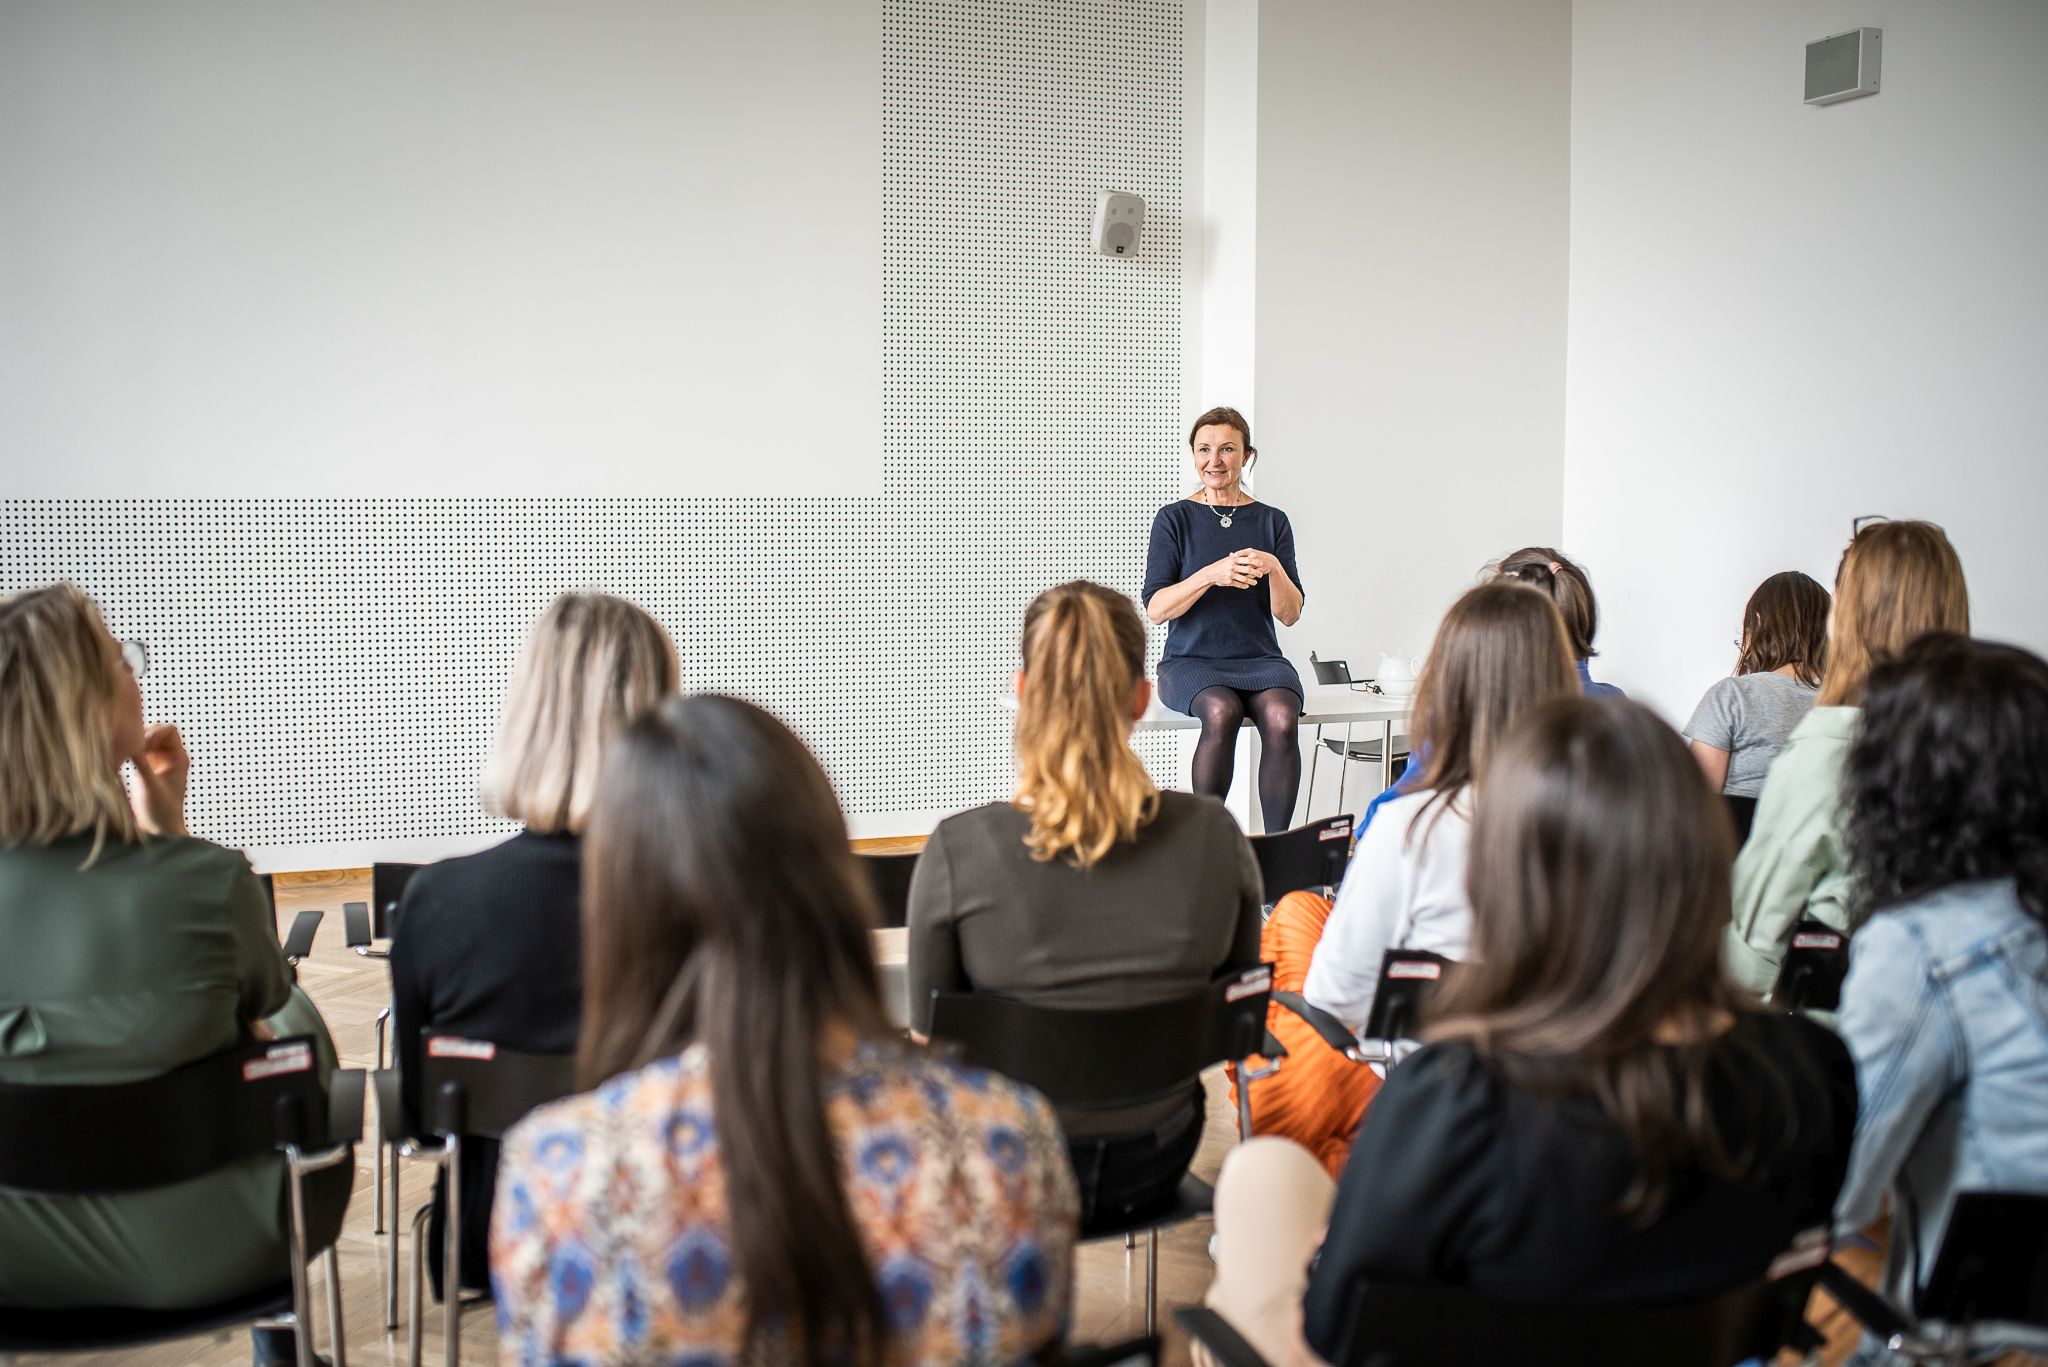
<box><xmin>1189</xmin><ymin>686</ymin><xmax>1301</xmax><ymax>834</ymax></box>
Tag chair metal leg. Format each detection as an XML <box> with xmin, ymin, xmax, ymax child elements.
<box><xmin>1124</xmin><ymin>1232</ymin><xmax>1135</xmax><ymax>1251</ymax></box>
<box><xmin>1307</xmin><ymin>724</ymin><xmax>1322</xmax><ymax>819</ymax></box>
<box><xmin>1237</xmin><ymin>1066</ymin><xmax>1254</xmax><ymax>1141</ymax></box>
<box><xmin>1380</xmin><ymin>719</ymin><xmax>1393</xmax><ymax>794</ymax></box>
<box><xmin>1337</xmin><ymin>722</ymin><xmax>1353</xmax><ymax>814</ymax></box>
<box><xmin>1144</xmin><ymin>1228</ymin><xmax>1159</xmax><ymax>1336</ymax></box>
<box><xmin>372</xmin><ymin>1008</ymin><xmax>390</xmax><ymax>1234</ymax></box>
<box><xmin>322</xmin><ymin>1244</ymin><xmax>348</xmax><ymax>1367</ymax></box>
<box><xmin>384</xmin><ymin>1143</ymin><xmax>402</xmax><ymax>1328</ymax></box>
<box><xmin>408</xmin><ymin>1203</ymin><xmax>431</xmax><ymax>1367</ymax></box>
<box><xmin>284</xmin><ymin>1160</ymin><xmax>317</xmax><ymax>1367</ymax></box>
<box><xmin>444</xmin><ymin>1135</ymin><xmax>462</xmax><ymax>1367</ymax></box>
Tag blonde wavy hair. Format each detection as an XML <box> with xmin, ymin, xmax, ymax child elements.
<box><xmin>1816</xmin><ymin>521</ymin><xmax>1969</xmax><ymax>707</ymax></box>
<box><xmin>0</xmin><ymin>584</ymin><xmax>140</xmax><ymax>857</ymax></box>
<box><xmin>480</xmin><ymin>593</ymin><xmax>679</xmax><ymax>835</ymax></box>
<box><xmin>1012</xmin><ymin>581</ymin><xmax>1160</xmax><ymax>867</ymax></box>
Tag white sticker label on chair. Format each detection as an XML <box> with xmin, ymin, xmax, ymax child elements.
<box><xmin>1792</xmin><ymin>933</ymin><xmax>1842</xmax><ymax>950</ymax></box>
<box><xmin>1388</xmin><ymin>962</ymin><xmax>1442</xmax><ymax>980</ymax></box>
<box><xmin>428</xmin><ymin>1038</ymin><xmax>498</xmax><ymax>1061</ymax></box>
<box><xmin>1319</xmin><ymin>822</ymin><xmax>1352</xmax><ymax>841</ymax></box>
<box><xmin>243</xmin><ymin>1042</ymin><xmax>314</xmax><ymax>1081</ymax></box>
<box><xmin>1225</xmin><ymin>966</ymin><xmax>1274</xmax><ymax>1001</ymax></box>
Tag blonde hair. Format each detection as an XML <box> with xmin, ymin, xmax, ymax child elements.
<box><xmin>480</xmin><ymin>593</ymin><xmax>679</xmax><ymax>835</ymax></box>
<box><xmin>1012</xmin><ymin>581</ymin><xmax>1161</xmax><ymax>867</ymax></box>
<box><xmin>1816</xmin><ymin>521</ymin><xmax>1969</xmax><ymax>707</ymax></box>
<box><xmin>0</xmin><ymin>584</ymin><xmax>140</xmax><ymax>857</ymax></box>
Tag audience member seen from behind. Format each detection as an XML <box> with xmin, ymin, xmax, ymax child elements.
<box><xmin>390</xmin><ymin>592</ymin><xmax>677</xmax><ymax>1301</ymax></box>
<box><xmin>1728</xmin><ymin>520</ymin><xmax>1969</xmax><ymax>998</ymax></box>
<box><xmin>1238</xmin><ymin>581</ymin><xmax>1578</xmax><ymax>1176</ymax></box>
<box><xmin>493</xmin><ymin>695</ymin><xmax>1078</xmax><ymax>1365</ymax></box>
<box><xmin>1684</xmin><ymin>570</ymin><xmax>1830</xmax><ymax>797</ymax></box>
<box><xmin>1492</xmin><ymin>546</ymin><xmax>1623</xmax><ymax>698</ymax></box>
<box><xmin>0</xmin><ymin>585</ymin><xmax>345</xmax><ymax>1340</ymax></box>
<box><xmin>907</xmin><ymin>580</ymin><xmax>1261</xmax><ymax>1229</ymax></box>
<box><xmin>1203</xmin><ymin>698</ymin><xmax>1856</xmax><ymax>1367</ymax></box>
<box><xmin>1833</xmin><ymin>634</ymin><xmax>2048</xmax><ymax>1364</ymax></box>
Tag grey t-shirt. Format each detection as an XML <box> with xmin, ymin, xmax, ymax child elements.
<box><xmin>906</xmin><ymin>790</ymin><xmax>1264</xmax><ymax>1137</ymax></box>
<box><xmin>1684</xmin><ymin>672</ymin><xmax>1821</xmax><ymax>797</ymax></box>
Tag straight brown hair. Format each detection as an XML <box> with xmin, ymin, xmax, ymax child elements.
<box><xmin>1734</xmin><ymin>571</ymin><xmax>1830</xmax><ymax>686</ymax></box>
<box><xmin>1188</xmin><ymin>405</ymin><xmax>1257</xmax><ymax>466</ymax></box>
<box><xmin>1407</xmin><ymin>582</ymin><xmax>1580</xmax><ymax>836</ymax></box>
<box><xmin>1429</xmin><ymin>698</ymin><xmax>1813</xmax><ymax>1220</ymax></box>
<box><xmin>1493</xmin><ymin>546</ymin><xmax>1601</xmax><ymax>660</ymax></box>
<box><xmin>1815</xmin><ymin>520</ymin><xmax>1969</xmax><ymax>707</ymax></box>
<box><xmin>1012</xmin><ymin>581</ymin><xmax>1160</xmax><ymax>867</ymax></box>
<box><xmin>579</xmin><ymin>694</ymin><xmax>893</xmax><ymax>1363</ymax></box>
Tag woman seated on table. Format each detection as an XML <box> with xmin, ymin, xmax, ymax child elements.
<box><xmin>906</xmin><ymin>580</ymin><xmax>1263</xmax><ymax>1229</ymax></box>
<box><xmin>1204</xmin><ymin>698</ymin><xmax>1856</xmax><ymax>1367</ymax></box>
<box><xmin>1234</xmin><ymin>580</ymin><xmax>1578</xmax><ymax>1176</ymax></box>
<box><xmin>492</xmin><ymin>695</ymin><xmax>1078</xmax><ymax>1365</ymax></box>
<box><xmin>391</xmin><ymin>591</ymin><xmax>677</xmax><ymax>1301</ymax></box>
<box><xmin>0</xmin><ymin>584</ymin><xmax>344</xmax><ymax>1362</ymax></box>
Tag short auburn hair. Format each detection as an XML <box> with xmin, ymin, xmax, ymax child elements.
<box><xmin>1188</xmin><ymin>406</ymin><xmax>1257</xmax><ymax>466</ymax></box>
<box><xmin>1492</xmin><ymin>547</ymin><xmax>1602</xmax><ymax>660</ymax></box>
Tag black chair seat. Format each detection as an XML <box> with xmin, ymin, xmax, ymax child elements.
<box><xmin>1320</xmin><ymin>737</ymin><xmax>1408</xmax><ymax>764</ymax></box>
<box><xmin>1080</xmin><ymin>1172</ymin><xmax>1214</xmax><ymax>1243</ymax></box>
<box><xmin>0</xmin><ymin>1281</ymin><xmax>293</xmax><ymax>1352</ymax></box>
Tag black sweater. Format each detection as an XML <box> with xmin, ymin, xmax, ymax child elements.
<box><xmin>1301</xmin><ymin>1012</ymin><xmax>1857</xmax><ymax>1360</ymax></box>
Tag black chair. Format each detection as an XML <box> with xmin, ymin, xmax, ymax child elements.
<box><xmin>0</xmin><ymin>1038</ymin><xmax>364</xmax><ymax>1367</ymax></box>
<box><xmin>1176</xmin><ymin>1252</ymin><xmax>1827</xmax><ymax>1367</ymax></box>
<box><xmin>926</xmin><ymin>963</ymin><xmax>1275</xmax><ymax>1334</ymax></box>
<box><xmin>374</xmin><ymin>1035</ymin><xmax>577</xmax><ymax>1367</ymax></box>
<box><xmin>1249</xmin><ymin>815</ymin><xmax>1356</xmax><ymax>914</ymax></box>
<box><xmin>1723</xmin><ymin>794</ymin><xmax>1758</xmax><ymax>846</ymax></box>
<box><xmin>346</xmin><ymin>860</ymin><xmax>422</xmax><ymax>1244</ymax></box>
<box><xmin>1270</xmin><ymin>947</ymin><xmax>1452</xmax><ymax>1071</ymax></box>
<box><xmin>1773</xmin><ymin>919</ymin><xmax>1850</xmax><ymax>1013</ymax></box>
<box><xmin>1820</xmin><ymin>1191</ymin><xmax>2048</xmax><ymax>1364</ymax></box>
<box><xmin>859</xmin><ymin>849</ymin><xmax>919</xmax><ymax>930</ymax></box>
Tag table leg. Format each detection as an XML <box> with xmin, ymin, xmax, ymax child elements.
<box><xmin>1381</xmin><ymin>719</ymin><xmax>1393</xmax><ymax>794</ymax></box>
<box><xmin>1336</xmin><ymin>722</ymin><xmax>1353</xmax><ymax>815</ymax></box>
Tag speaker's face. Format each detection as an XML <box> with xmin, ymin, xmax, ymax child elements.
<box><xmin>1189</xmin><ymin>422</ymin><xmax>1249</xmax><ymax>494</ymax></box>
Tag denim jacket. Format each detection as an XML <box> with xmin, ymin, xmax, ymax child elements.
<box><xmin>1834</xmin><ymin>879</ymin><xmax>2048</xmax><ymax>1328</ymax></box>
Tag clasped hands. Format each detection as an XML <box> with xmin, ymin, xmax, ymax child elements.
<box><xmin>1211</xmin><ymin>548</ymin><xmax>1279</xmax><ymax>591</ymax></box>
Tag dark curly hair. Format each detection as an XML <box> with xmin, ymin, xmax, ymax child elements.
<box><xmin>1845</xmin><ymin>633</ymin><xmax>2048</xmax><ymax>926</ymax></box>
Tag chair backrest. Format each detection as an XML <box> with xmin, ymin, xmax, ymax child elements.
<box><xmin>1363</xmin><ymin>948</ymin><xmax>1452</xmax><ymax>1043</ymax></box>
<box><xmin>927</xmin><ymin>964</ymin><xmax>1274</xmax><ymax>1110</ymax></box>
<box><xmin>420</xmin><ymin>1035</ymin><xmax>579</xmax><ymax>1141</ymax></box>
<box><xmin>859</xmin><ymin>850</ymin><xmax>920</xmax><ymax>930</ymax></box>
<box><xmin>1251</xmin><ymin>816</ymin><xmax>1355</xmax><ymax>904</ymax></box>
<box><xmin>1330</xmin><ymin>1266</ymin><xmax>1823</xmax><ymax>1367</ymax></box>
<box><xmin>1722</xmin><ymin>794</ymin><xmax>1758</xmax><ymax>846</ymax></box>
<box><xmin>1773</xmin><ymin>920</ymin><xmax>1849</xmax><ymax>1013</ymax></box>
<box><xmin>1918</xmin><ymin>1191</ymin><xmax>2048</xmax><ymax>1328</ymax></box>
<box><xmin>372</xmin><ymin>861</ymin><xmax>425</xmax><ymax>939</ymax></box>
<box><xmin>1311</xmin><ymin>653</ymin><xmax>1354</xmax><ymax>685</ymax></box>
<box><xmin>0</xmin><ymin>1037</ymin><xmax>332</xmax><ymax>1194</ymax></box>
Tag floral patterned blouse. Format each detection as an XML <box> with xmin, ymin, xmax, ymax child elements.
<box><xmin>491</xmin><ymin>1040</ymin><xmax>1079</xmax><ymax>1366</ymax></box>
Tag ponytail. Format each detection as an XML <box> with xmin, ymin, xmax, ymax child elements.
<box><xmin>1013</xmin><ymin>582</ymin><xmax>1161</xmax><ymax>867</ymax></box>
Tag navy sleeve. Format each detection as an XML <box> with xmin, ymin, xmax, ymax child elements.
<box><xmin>1301</xmin><ymin>1044</ymin><xmax>1498</xmax><ymax>1359</ymax></box>
<box><xmin>1274</xmin><ymin>510</ymin><xmax>1303</xmax><ymax>602</ymax></box>
<box><xmin>1142</xmin><ymin>505</ymin><xmax>1182</xmax><ymax>604</ymax></box>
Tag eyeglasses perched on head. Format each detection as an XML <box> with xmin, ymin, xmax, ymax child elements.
<box><xmin>118</xmin><ymin>638</ymin><xmax>149</xmax><ymax>678</ymax></box>
<box><xmin>1853</xmin><ymin>514</ymin><xmax>1944</xmax><ymax>538</ymax></box>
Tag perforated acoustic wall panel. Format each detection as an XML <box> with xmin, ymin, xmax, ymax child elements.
<box><xmin>0</xmin><ymin>0</ymin><xmax>1191</xmax><ymax>858</ymax></box>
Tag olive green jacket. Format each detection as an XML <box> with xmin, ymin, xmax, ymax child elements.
<box><xmin>1726</xmin><ymin>706</ymin><xmax>1861</xmax><ymax>1000</ymax></box>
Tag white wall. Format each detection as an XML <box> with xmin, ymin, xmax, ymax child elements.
<box><xmin>1252</xmin><ymin>0</ymin><xmax>1573</xmax><ymax>698</ymax></box>
<box><xmin>1567</xmin><ymin>0</ymin><xmax>2048</xmax><ymax>719</ymax></box>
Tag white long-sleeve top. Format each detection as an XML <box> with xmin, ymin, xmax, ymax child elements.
<box><xmin>1302</xmin><ymin>788</ymin><xmax>1475</xmax><ymax>1032</ymax></box>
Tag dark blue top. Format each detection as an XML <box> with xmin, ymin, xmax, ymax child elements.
<box><xmin>1577</xmin><ymin>659</ymin><xmax>1627</xmax><ymax>700</ymax></box>
<box><xmin>1144</xmin><ymin>499</ymin><xmax>1306</xmax><ymax>713</ymax></box>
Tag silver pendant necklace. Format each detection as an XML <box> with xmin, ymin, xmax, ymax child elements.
<box><xmin>1204</xmin><ymin>488</ymin><xmax>1247</xmax><ymax>529</ymax></box>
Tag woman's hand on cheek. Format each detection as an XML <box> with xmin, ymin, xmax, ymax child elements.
<box><xmin>129</xmin><ymin>723</ymin><xmax>191</xmax><ymax>837</ymax></box>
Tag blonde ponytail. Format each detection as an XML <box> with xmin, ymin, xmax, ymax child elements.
<box><xmin>1012</xmin><ymin>581</ymin><xmax>1160</xmax><ymax>867</ymax></box>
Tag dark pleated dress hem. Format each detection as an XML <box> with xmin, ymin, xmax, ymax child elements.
<box><xmin>1158</xmin><ymin>656</ymin><xmax>1305</xmax><ymax>716</ymax></box>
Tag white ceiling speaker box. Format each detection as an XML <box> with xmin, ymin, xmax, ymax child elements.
<box><xmin>1806</xmin><ymin>27</ymin><xmax>1881</xmax><ymax>105</ymax></box>
<box><xmin>1093</xmin><ymin>190</ymin><xmax>1145</xmax><ymax>256</ymax></box>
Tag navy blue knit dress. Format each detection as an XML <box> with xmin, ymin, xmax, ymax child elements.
<box><xmin>1144</xmin><ymin>499</ymin><xmax>1306</xmax><ymax>715</ymax></box>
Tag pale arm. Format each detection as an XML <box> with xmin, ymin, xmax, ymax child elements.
<box><xmin>1147</xmin><ymin>555</ymin><xmax>1250</xmax><ymax>624</ymax></box>
<box><xmin>1265</xmin><ymin>559</ymin><xmax>1303</xmax><ymax>628</ymax></box>
<box><xmin>1690</xmin><ymin>740</ymin><xmax>1731</xmax><ymax>794</ymax></box>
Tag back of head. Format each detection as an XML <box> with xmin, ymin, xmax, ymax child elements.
<box><xmin>1493</xmin><ymin>546</ymin><xmax>1600</xmax><ymax>660</ymax></box>
<box><xmin>1818</xmin><ymin>520</ymin><xmax>1969</xmax><ymax>706</ymax></box>
<box><xmin>1431</xmin><ymin>697</ymin><xmax>1794</xmax><ymax>1218</ymax></box>
<box><xmin>0</xmin><ymin>584</ymin><xmax>138</xmax><ymax>853</ymax></box>
<box><xmin>1737</xmin><ymin>571</ymin><xmax>1831</xmax><ymax>686</ymax></box>
<box><xmin>580</xmin><ymin>693</ymin><xmax>891</xmax><ymax>1361</ymax></box>
<box><xmin>1847</xmin><ymin>633</ymin><xmax>2048</xmax><ymax>927</ymax></box>
<box><xmin>1408</xmin><ymin>581</ymin><xmax>1580</xmax><ymax>818</ymax></box>
<box><xmin>480</xmin><ymin>592</ymin><xmax>678</xmax><ymax>834</ymax></box>
<box><xmin>1012</xmin><ymin>581</ymin><xmax>1160</xmax><ymax>866</ymax></box>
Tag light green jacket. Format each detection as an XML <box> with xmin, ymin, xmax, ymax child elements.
<box><xmin>1726</xmin><ymin>706</ymin><xmax>1861</xmax><ymax>999</ymax></box>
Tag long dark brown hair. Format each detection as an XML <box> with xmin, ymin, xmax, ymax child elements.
<box><xmin>1429</xmin><ymin>698</ymin><xmax>1817</xmax><ymax>1220</ymax></box>
<box><xmin>579</xmin><ymin>694</ymin><xmax>894</xmax><ymax>1363</ymax></box>
<box><xmin>1734</xmin><ymin>571</ymin><xmax>1830</xmax><ymax>686</ymax></box>
<box><xmin>1407</xmin><ymin>581</ymin><xmax>1580</xmax><ymax>836</ymax></box>
<box><xmin>1492</xmin><ymin>546</ymin><xmax>1601</xmax><ymax>660</ymax></box>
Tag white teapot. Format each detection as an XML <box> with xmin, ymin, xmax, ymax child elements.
<box><xmin>1376</xmin><ymin>652</ymin><xmax>1421</xmax><ymax>697</ymax></box>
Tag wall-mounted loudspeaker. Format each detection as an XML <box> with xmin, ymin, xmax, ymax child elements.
<box><xmin>1805</xmin><ymin>27</ymin><xmax>1881</xmax><ymax>105</ymax></box>
<box><xmin>1093</xmin><ymin>190</ymin><xmax>1145</xmax><ymax>257</ymax></box>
